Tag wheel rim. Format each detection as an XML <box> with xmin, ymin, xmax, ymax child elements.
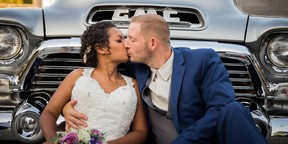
<box><xmin>12</xmin><ymin>109</ymin><xmax>43</xmax><ymax>143</ymax></box>
<box><xmin>16</xmin><ymin>115</ymin><xmax>39</xmax><ymax>138</ymax></box>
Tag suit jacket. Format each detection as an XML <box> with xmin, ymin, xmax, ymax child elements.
<box><xmin>125</xmin><ymin>47</ymin><xmax>236</xmax><ymax>143</ymax></box>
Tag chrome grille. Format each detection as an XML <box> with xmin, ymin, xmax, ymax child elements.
<box><xmin>220</xmin><ymin>55</ymin><xmax>256</xmax><ymax>97</ymax></box>
<box><xmin>31</xmin><ymin>53</ymin><xmax>85</xmax><ymax>91</ymax></box>
<box><xmin>31</xmin><ymin>52</ymin><xmax>257</xmax><ymax>97</ymax></box>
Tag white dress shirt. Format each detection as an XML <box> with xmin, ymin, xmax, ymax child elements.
<box><xmin>148</xmin><ymin>49</ymin><xmax>174</xmax><ymax>111</ymax></box>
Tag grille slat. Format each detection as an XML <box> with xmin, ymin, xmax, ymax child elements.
<box><xmin>36</xmin><ymin>73</ymin><xmax>68</xmax><ymax>77</ymax></box>
<box><xmin>223</xmin><ymin>62</ymin><xmax>246</xmax><ymax>66</ymax></box>
<box><xmin>229</xmin><ymin>78</ymin><xmax>251</xmax><ymax>82</ymax></box>
<box><xmin>33</xmin><ymin>81</ymin><xmax>62</xmax><ymax>85</ymax></box>
<box><xmin>235</xmin><ymin>93</ymin><xmax>255</xmax><ymax>97</ymax></box>
<box><xmin>43</xmin><ymin>58</ymin><xmax>81</xmax><ymax>62</ymax></box>
<box><xmin>227</xmin><ymin>70</ymin><xmax>249</xmax><ymax>74</ymax></box>
<box><xmin>39</xmin><ymin>65</ymin><xmax>85</xmax><ymax>70</ymax></box>
<box><xmin>233</xmin><ymin>86</ymin><xmax>254</xmax><ymax>90</ymax></box>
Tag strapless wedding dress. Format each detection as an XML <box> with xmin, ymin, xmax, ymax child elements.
<box><xmin>71</xmin><ymin>68</ymin><xmax>137</xmax><ymax>141</ymax></box>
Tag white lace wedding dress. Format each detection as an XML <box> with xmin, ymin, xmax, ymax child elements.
<box><xmin>71</xmin><ymin>68</ymin><xmax>137</xmax><ymax>141</ymax></box>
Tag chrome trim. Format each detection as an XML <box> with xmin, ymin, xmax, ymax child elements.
<box><xmin>0</xmin><ymin>74</ymin><xmax>21</xmax><ymax>108</ymax></box>
<box><xmin>269</xmin><ymin>83</ymin><xmax>288</xmax><ymax>100</ymax></box>
<box><xmin>0</xmin><ymin>74</ymin><xmax>12</xmax><ymax>93</ymax></box>
<box><xmin>252</xmin><ymin>109</ymin><xmax>271</xmax><ymax>139</ymax></box>
<box><xmin>265</xmin><ymin>83</ymin><xmax>288</xmax><ymax>115</ymax></box>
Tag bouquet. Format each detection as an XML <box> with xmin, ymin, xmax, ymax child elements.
<box><xmin>52</xmin><ymin>129</ymin><xmax>106</xmax><ymax>144</ymax></box>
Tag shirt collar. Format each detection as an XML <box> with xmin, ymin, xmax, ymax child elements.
<box><xmin>150</xmin><ymin>49</ymin><xmax>174</xmax><ymax>81</ymax></box>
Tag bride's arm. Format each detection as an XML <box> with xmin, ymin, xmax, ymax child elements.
<box><xmin>40</xmin><ymin>69</ymin><xmax>83</xmax><ymax>143</ymax></box>
<box><xmin>108</xmin><ymin>78</ymin><xmax>148</xmax><ymax>144</ymax></box>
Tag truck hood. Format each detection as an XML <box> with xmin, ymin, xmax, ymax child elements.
<box><xmin>43</xmin><ymin>0</ymin><xmax>248</xmax><ymax>42</ymax></box>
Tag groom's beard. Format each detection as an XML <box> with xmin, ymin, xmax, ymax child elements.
<box><xmin>127</xmin><ymin>42</ymin><xmax>151</xmax><ymax>64</ymax></box>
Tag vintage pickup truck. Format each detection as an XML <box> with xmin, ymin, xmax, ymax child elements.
<box><xmin>0</xmin><ymin>0</ymin><xmax>287</xmax><ymax>143</ymax></box>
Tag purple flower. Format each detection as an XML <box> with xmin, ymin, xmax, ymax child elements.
<box><xmin>89</xmin><ymin>129</ymin><xmax>105</xmax><ymax>144</ymax></box>
<box><xmin>91</xmin><ymin>129</ymin><xmax>103</xmax><ymax>137</ymax></box>
<box><xmin>59</xmin><ymin>132</ymin><xmax>78</xmax><ymax>144</ymax></box>
<box><xmin>90</xmin><ymin>137</ymin><xmax>96</xmax><ymax>144</ymax></box>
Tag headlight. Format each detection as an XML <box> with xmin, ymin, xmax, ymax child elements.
<box><xmin>0</xmin><ymin>26</ymin><xmax>22</xmax><ymax>60</ymax></box>
<box><xmin>266</xmin><ymin>34</ymin><xmax>288</xmax><ymax>68</ymax></box>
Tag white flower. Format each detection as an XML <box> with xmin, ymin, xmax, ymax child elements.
<box><xmin>77</xmin><ymin>129</ymin><xmax>91</xmax><ymax>143</ymax></box>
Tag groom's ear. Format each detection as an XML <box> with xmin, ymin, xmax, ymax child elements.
<box><xmin>149</xmin><ymin>37</ymin><xmax>158</xmax><ymax>51</ymax></box>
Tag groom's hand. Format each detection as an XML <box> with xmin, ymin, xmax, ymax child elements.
<box><xmin>63</xmin><ymin>99</ymin><xmax>88</xmax><ymax>130</ymax></box>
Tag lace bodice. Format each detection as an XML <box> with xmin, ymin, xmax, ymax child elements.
<box><xmin>71</xmin><ymin>68</ymin><xmax>137</xmax><ymax>141</ymax></box>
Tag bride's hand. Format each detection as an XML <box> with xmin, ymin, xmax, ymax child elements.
<box><xmin>62</xmin><ymin>99</ymin><xmax>88</xmax><ymax>130</ymax></box>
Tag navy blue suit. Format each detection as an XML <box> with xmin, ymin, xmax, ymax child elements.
<box><xmin>125</xmin><ymin>48</ymin><xmax>267</xmax><ymax>144</ymax></box>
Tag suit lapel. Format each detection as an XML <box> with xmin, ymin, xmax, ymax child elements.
<box><xmin>170</xmin><ymin>49</ymin><xmax>185</xmax><ymax>133</ymax></box>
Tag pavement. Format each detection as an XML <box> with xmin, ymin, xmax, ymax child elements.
<box><xmin>0</xmin><ymin>141</ymin><xmax>26</xmax><ymax>144</ymax></box>
<box><xmin>1</xmin><ymin>129</ymin><xmax>288</xmax><ymax>144</ymax></box>
<box><xmin>2</xmin><ymin>138</ymin><xmax>288</xmax><ymax>144</ymax></box>
<box><xmin>0</xmin><ymin>129</ymin><xmax>41</xmax><ymax>144</ymax></box>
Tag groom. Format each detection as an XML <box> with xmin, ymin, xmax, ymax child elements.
<box><xmin>63</xmin><ymin>14</ymin><xmax>267</xmax><ymax>144</ymax></box>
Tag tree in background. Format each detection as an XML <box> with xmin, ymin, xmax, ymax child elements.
<box><xmin>0</xmin><ymin>0</ymin><xmax>32</xmax><ymax>4</ymax></box>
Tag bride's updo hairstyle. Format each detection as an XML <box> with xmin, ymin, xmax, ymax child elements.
<box><xmin>80</xmin><ymin>21</ymin><xmax>116</xmax><ymax>67</ymax></box>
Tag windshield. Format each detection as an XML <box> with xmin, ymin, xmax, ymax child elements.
<box><xmin>234</xmin><ymin>0</ymin><xmax>288</xmax><ymax>17</ymax></box>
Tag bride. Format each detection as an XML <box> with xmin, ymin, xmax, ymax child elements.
<box><xmin>40</xmin><ymin>21</ymin><xmax>148</xmax><ymax>144</ymax></box>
